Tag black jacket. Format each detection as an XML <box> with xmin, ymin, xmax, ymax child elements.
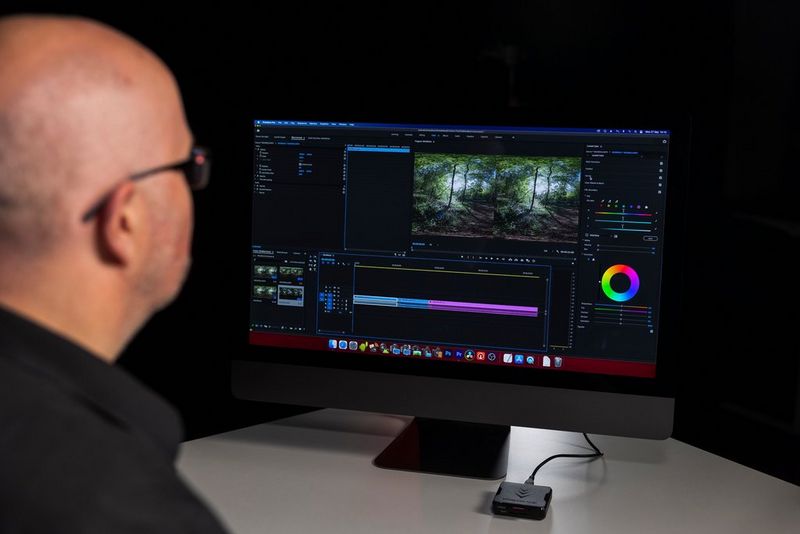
<box><xmin>0</xmin><ymin>306</ymin><xmax>228</xmax><ymax>533</ymax></box>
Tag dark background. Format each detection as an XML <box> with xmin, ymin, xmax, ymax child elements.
<box><xmin>3</xmin><ymin>2</ymin><xmax>798</xmax><ymax>485</ymax></box>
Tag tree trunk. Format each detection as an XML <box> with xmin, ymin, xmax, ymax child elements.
<box><xmin>461</xmin><ymin>161</ymin><xmax>470</xmax><ymax>201</ymax></box>
<box><xmin>528</xmin><ymin>166</ymin><xmax>539</xmax><ymax>211</ymax></box>
<box><xmin>491</xmin><ymin>167</ymin><xmax>499</xmax><ymax>220</ymax></box>
<box><xmin>446</xmin><ymin>163</ymin><xmax>458</xmax><ymax>210</ymax></box>
<box><xmin>544</xmin><ymin>163</ymin><xmax>553</xmax><ymax>204</ymax></box>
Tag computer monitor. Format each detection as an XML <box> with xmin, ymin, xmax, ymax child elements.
<box><xmin>234</xmin><ymin>117</ymin><xmax>684</xmax><ymax>479</ymax></box>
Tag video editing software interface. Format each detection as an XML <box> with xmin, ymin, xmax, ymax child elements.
<box><xmin>249</xmin><ymin>120</ymin><xmax>671</xmax><ymax>378</ymax></box>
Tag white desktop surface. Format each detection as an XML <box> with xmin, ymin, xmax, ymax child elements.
<box><xmin>177</xmin><ymin>409</ymin><xmax>800</xmax><ymax>534</ymax></box>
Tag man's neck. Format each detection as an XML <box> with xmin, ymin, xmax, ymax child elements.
<box><xmin>0</xmin><ymin>278</ymin><xmax>139</xmax><ymax>363</ymax></box>
<box><xmin>0</xmin><ymin>296</ymin><xmax>119</xmax><ymax>362</ymax></box>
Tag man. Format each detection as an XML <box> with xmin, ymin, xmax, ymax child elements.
<box><xmin>0</xmin><ymin>14</ymin><xmax>228</xmax><ymax>533</ymax></box>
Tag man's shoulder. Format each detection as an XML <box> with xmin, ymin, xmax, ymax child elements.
<box><xmin>0</xmin><ymin>357</ymin><xmax>228</xmax><ymax>533</ymax></box>
<box><xmin>0</xmin><ymin>354</ymin><xmax>151</xmax><ymax>499</ymax></box>
<box><xmin>0</xmin><ymin>354</ymin><xmax>112</xmax><ymax>438</ymax></box>
<box><xmin>0</xmin><ymin>354</ymin><xmax>77</xmax><ymax>419</ymax></box>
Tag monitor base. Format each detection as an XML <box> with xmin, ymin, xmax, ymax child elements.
<box><xmin>374</xmin><ymin>417</ymin><xmax>510</xmax><ymax>480</ymax></box>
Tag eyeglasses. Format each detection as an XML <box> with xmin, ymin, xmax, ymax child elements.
<box><xmin>81</xmin><ymin>146</ymin><xmax>211</xmax><ymax>222</ymax></box>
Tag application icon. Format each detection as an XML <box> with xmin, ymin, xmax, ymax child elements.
<box><xmin>444</xmin><ymin>350</ymin><xmax>452</xmax><ymax>358</ymax></box>
<box><xmin>368</xmin><ymin>342</ymin><xmax>378</xmax><ymax>352</ymax></box>
<box><xmin>412</xmin><ymin>347</ymin><xmax>422</xmax><ymax>357</ymax></box>
<box><xmin>423</xmin><ymin>347</ymin><xmax>432</xmax><ymax>358</ymax></box>
<box><xmin>434</xmin><ymin>347</ymin><xmax>443</xmax><ymax>358</ymax></box>
<box><xmin>526</xmin><ymin>355</ymin><xmax>535</xmax><ymax>365</ymax></box>
<box><xmin>476</xmin><ymin>351</ymin><xmax>485</xmax><ymax>360</ymax></box>
<box><xmin>514</xmin><ymin>354</ymin><xmax>524</xmax><ymax>365</ymax></box>
<box><xmin>359</xmin><ymin>342</ymin><xmax>367</xmax><ymax>352</ymax></box>
<box><xmin>402</xmin><ymin>345</ymin><xmax>412</xmax><ymax>356</ymax></box>
<box><xmin>543</xmin><ymin>356</ymin><xmax>551</xmax><ymax>367</ymax></box>
<box><xmin>554</xmin><ymin>356</ymin><xmax>563</xmax><ymax>368</ymax></box>
<box><xmin>503</xmin><ymin>353</ymin><xmax>513</xmax><ymax>364</ymax></box>
<box><xmin>328</xmin><ymin>339</ymin><xmax>337</xmax><ymax>349</ymax></box>
<box><xmin>391</xmin><ymin>344</ymin><xmax>401</xmax><ymax>355</ymax></box>
<box><xmin>464</xmin><ymin>350</ymin><xmax>475</xmax><ymax>361</ymax></box>
<box><xmin>348</xmin><ymin>341</ymin><xmax>358</xmax><ymax>350</ymax></box>
<box><xmin>487</xmin><ymin>353</ymin><xmax>497</xmax><ymax>362</ymax></box>
<box><xmin>338</xmin><ymin>340</ymin><xmax>348</xmax><ymax>350</ymax></box>
<box><xmin>455</xmin><ymin>350</ymin><xmax>464</xmax><ymax>359</ymax></box>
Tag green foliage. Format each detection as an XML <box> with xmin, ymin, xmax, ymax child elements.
<box><xmin>412</xmin><ymin>153</ymin><xmax>581</xmax><ymax>242</ymax></box>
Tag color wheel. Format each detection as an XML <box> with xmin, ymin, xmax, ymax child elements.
<box><xmin>601</xmin><ymin>264</ymin><xmax>640</xmax><ymax>302</ymax></box>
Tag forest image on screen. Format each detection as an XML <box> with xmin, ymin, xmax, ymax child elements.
<box><xmin>412</xmin><ymin>155</ymin><xmax>581</xmax><ymax>243</ymax></box>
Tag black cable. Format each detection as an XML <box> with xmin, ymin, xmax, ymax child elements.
<box><xmin>525</xmin><ymin>433</ymin><xmax>604</xmax><ymax>485</ymax></box>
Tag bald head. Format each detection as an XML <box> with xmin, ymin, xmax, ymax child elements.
<box><xmin>0</xmin><ymin>14</ymin><xmax>191</xmax><ymax>255</ymax></box>
<box><xmin>0</xmin><ymin>14</ymin><xmax>196</xmax><ymax>360</ymax></box>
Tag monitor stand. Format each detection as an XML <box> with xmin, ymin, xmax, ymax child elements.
<box><xmin>373</xmin><ymin>417</ymin><xmax>510</xmax><ymax>479</ymax></box>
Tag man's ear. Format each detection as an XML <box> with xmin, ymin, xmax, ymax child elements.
<box><xmin>97</xmin><ymin>181</ymin><xmax>138</xmax><ymax>265</ymax></box>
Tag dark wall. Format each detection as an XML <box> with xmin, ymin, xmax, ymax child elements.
<box><xmin>3</xmin><ymin>2</ymin><xmax>798</xmax><ymax>484</ymax></box>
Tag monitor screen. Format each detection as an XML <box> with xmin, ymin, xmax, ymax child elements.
<box><xmin>249</xmin><ymin>120</ymin><xmax>671</xmax><ymax>380</ymax></box>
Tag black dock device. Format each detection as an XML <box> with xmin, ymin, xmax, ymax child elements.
<box><xmin>492</xmin><ymin>482</ymin><xmax>552</xmax><ymax>520</ymax></box>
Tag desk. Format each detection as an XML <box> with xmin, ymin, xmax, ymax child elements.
<box><xmin>177</xmin><ymin>409</ymin><xmax>800</xmax><ymax>533</ymax></box>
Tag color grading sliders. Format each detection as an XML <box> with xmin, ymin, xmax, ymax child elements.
<box><xmin>594</xmin><ymin>263</ymin><xmax>652</xmax><ymax>329</ymax></box>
